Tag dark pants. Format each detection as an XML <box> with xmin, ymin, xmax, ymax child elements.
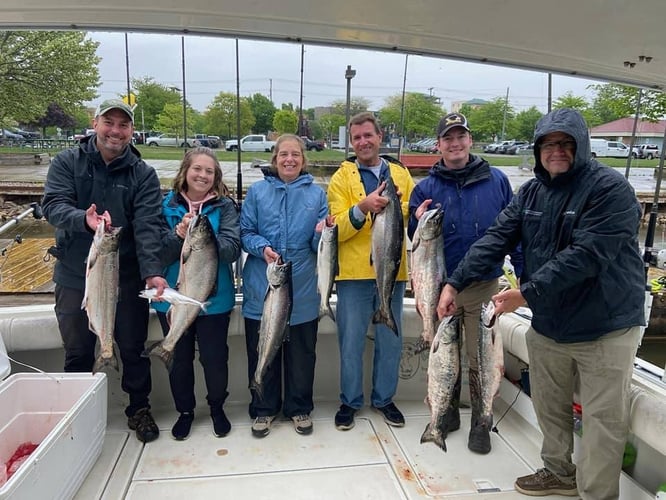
<box><xmin>244</xmin><ymin>317</ymin><xmax>318</xmax><ymax>418</ymax></box>
<box><xmin>156</xmin><ymin>311</ymin><xmax>230</xmax><ymax>414</ymax></box>
<box><xmin>54</xmin><ymin>283</ymin><xmax>151</xmax><ymax>417</ymax></box>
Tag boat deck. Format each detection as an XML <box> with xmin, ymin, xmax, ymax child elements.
<box><xmin>73</xmin><ymin>387</ymin><xmax>650</xmax><ymax>500</ymax></box>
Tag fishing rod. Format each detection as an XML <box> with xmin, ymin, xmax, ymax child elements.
<box><xmin>0</xmin><ymin>202</ymin><xmax>43</xmax><ymax>239</ymax></box>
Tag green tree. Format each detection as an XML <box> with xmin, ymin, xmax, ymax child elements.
<box><xmin>204</xmin><ymin>92</ymin><xmax>254</xmax><ymax>139</ymax></box>
<box><xmin>154</xmin><ymin>102</ymin><xmax>197</xmax><ymax>138</ymax></box>
<box><xmin>132</xmin><ymin>77</ymin><xmax>182</xmax><ymax>132</ymax></box>
<box><xmin>273</xmin><ymin>110</ymin><xmax>298</xmax><ymax>134</ymax></box>
<box><xmin>464</xmin><ymin>98</ymin><xmax>513</xmax><ymax>142</ymax></box>
<box><xmin>513</xmin><ymin>107</ymin><xmax>544</xmax><ymax>141</ymax></box>
<box><xmin>319</xmin><ymin>113</ymin><xmax>346</xmax><ymax>142</ymax></box>
<box><xmin>551</xmin><ymin>92</ymin><xmax>598</xmax><ymax>126</ymax></box>
<box><xmin>0</xmin><ymin>31</ymin><xmax>100</xmax><ymax>125</ymax></box>
<box><xmin>29</xmin><ymin>102</ymin><xmax>76</xmax><ymax>137</ymax></box>
<box><xmin>248</xmin><ymin>93</ymin><xmax>277</xmax><ymax>134</ymax></box>
<box><xmin>329</xmin><ymin>97</ymin><xmax>371</xmax><ymax>117</ymax></box>
<box><xmin>589</xmin><ymin>84</ymin><xmax>666</xmax><ymax>123</ymax></box>
<box><xmin>378</xmin><ymin>92</ymin><xmax>443</xmax><ymax>141</ymax></box>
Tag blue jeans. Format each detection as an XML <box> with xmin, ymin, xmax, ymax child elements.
<box><xmin>335</xmin><ymin>279</ymin><xmax>405</xmax><ymax>409</ymax></box>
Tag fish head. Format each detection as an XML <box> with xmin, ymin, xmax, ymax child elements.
<box><xmin>481</xmin><ymin>301</ymin><xmax>497</xmax><ymax>328</ymax></box>
<box><xmin>322</xmin><ymin>222</ymin><xmax>338</xmax><ymax>242</ymax></box>
<box><xmin>93</xmin><ymin>219</ymin><xmax>122</xmax><ymax>252</ymax></box>
<box><xmin>186</xmin><ymin>214</ymin><xmax>215</xmax><ymax>248</ymax></box>
<box><xmin>434</xmin><ymin>315</ymin><xmax>460</xmax><ymax>345</ymax></box>
<box><xmin>267</xmin><ymin>259</ymin><xmax>292</xmax><ymax>287</ymax></box>
<box><xmin>418</xmin><ymin>206</ymin><xmax>444</xmax><ymax>239</ymax></box>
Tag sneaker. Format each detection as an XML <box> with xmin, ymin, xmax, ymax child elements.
<box><xmin>372</xmin><ymin>402</ymin><xmax>405</xmax><ymax>427</ymax></box>
<box><xmin>128</xmin><ymin>407</ymin><xmax>160</xmax><ymax>443</ymax></box>
<box><xmin>334</xmin><ymin>404</ymin><xmax>357</xmax><ymax>431</ymax></box>
<box><xmin>211</xmin><ymin>410</ymin><xmax>231</xmax><ymax>437</ymax></box>
<box><xmin>251</xmin><ymin>415</ymin><xmax>275</xmax><ymax>438</ymax></box>
<box><xmin>514</xmin><ymin>468</ymin><xmax>578</xmax><ymax>497</ymax></box>
<box><xmin>171</xmin><ymin>412</ymin><xmax>194</xmax><ymax>441</ymax></box>
<box><xmin>292</xmin><ymin>414</ymin><xmax>313</xmax><ymax>435</ymax></box>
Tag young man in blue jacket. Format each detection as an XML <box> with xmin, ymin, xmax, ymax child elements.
<box><xmin>438</xmin><ymin>108</ymin><xmax>644</xmax><ymax>499</ymax></box>
<box><xmin>408</xmin><ymin>112</ymin><xmax>522</xmax><ymax>454</ymax></box>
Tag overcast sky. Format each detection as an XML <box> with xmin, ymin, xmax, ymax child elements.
<box><xmin>89</xmin><ymin>32</ymin><xmax>602</xmax><ymax>115</ymax></box>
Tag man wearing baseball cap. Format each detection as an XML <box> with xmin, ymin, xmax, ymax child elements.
<box><xmin>407</xmin><ymin>112</ymin><xmax>522</xmax><ymax>454</ymax></box>
<box><xmin>42</xmin><ymin>97</ymin><xmax>169</xmax><ymax>443</ymax></box>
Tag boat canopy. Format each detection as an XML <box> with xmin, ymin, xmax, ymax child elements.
<box><xmin>1</xmin><ymin>0</ymin><xmax>665</xmax><ymax>91</ymax></box>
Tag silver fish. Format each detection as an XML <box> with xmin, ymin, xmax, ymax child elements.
<box><xmin>144</xmin><ymin>214</ymin><xmax>218</xmax><ymax>371</ymax></box>
<box><xmin>82</xmin><ymin>219</ymin><xmax>122</xmax><ymax>373</ymax></box>
<box><xmin>252</xmin><ymin>259</ymin><xmax>293</xmax><ymax>399</ymax></box>
<box><xmin>317</xmin><ymin>222</ymin><xmax>338</xmax><ymax>322</ymax></box>
<box><xmin>139</xmin><ymin>287</ymin><xmax>210</xmax><ymax>312</ymax></box>
<box><xmin>371</xmin><ymin>174</ymin><xmax>404</xmax><ymax>335</ymax></box>
<box><xmin>420</xmin><ymin>316</ymin><xmax>460</xmax><ymax>452</ymax></box>
<box><xmin>478</xmin><ymin>301</ymin><xmax>504</xmax><ymax>427</ymax></box>
<box><xmin>410</xmin><ymin>206</ymin><xmax>445</xmax><ymax>353</ymax></box>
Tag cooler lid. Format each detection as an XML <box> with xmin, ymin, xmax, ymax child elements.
<box><xmin>0</xmin><ymin>334</ymin><xmax>10</xmax><ymax>380</ymax></box>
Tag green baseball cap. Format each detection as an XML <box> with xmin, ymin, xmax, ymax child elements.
<box><xmin>95</xmin><ymin>99</ymin><xmax>134</xmax><ymax>122</ymax></box>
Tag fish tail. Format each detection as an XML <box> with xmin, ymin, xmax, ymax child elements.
<box><xmin>250</xmin><ymin>378</ymin><xmax>265</xmax><ymax>402</ymax></box>
<box><xmin>92</xmin><ymin>352</ymin><xmax>119</xmax><ymax>374</ymax></box>
<box><xmin>319</xmin><ymin>303</ymin><xmax>336</xmax><ymax>322</ymax></box>
<box><xmin>420</xmin><ymin>423</ymin><xmax>447</xmax><ymax>452</ymax></box>
<box><xmin>414</xmin><ymin>335</ymin><xmax>431</xmax><ymax>354</ymax></box>
<box><xmin>143</xmin><ymin>341</ymin><xmax>174</xmax><ymax>372</ymax></box>
<box><xmin>200</xmin><ymin>300</ymin><xmax>211</xmax><ymax>313</ymax></box>
<box><xmin>372</xmin><ymin>307</ymin><xmax>399</xmax><ymax>335</ymax></box>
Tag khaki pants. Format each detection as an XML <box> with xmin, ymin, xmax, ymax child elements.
<box><xmin>526</xmin><ymin>325</ymin><xmax>641</xmax><ymax>500</ymax></box>
<box><xmin>455</xmin><ymin>279</ymin><xmax>499</xmax><ymax>371</ymax></box>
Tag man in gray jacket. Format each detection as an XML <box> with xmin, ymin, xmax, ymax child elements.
<box><xmin>43</xmin><ymin>99</ymin><xmax>169</xmax><ymax>443</ymax></box>
<box><xmin>438</xmin><ymin>108</ymin><xmax>644</xmax><ymax>499</ymax></box>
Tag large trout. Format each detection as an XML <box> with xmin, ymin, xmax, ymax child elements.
<box><xmin>371</xmin><ymin>173</ymin><xmax>404</xmax><ymax>335</ymax></box>
<box><xmin>410</xmin><ymin>206</ymin><xmax>445</xmax><ymax>353</ymax></box>
<box><xmin>144</xmin><ymin>214</ymin><xmax>218</xmax><ymax>371</ymax></box>
<box><xmin>477</xmin><ymin>301</ymin><xmax>505</xmax><ymax>430</ymax></box>
<box><xmin>82</xmin><ymin>219</ymin><xmax>122</xmax><ymax>373</ymax></box>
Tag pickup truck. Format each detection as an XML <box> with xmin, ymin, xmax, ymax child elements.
<box><xmin>193</xmin><ymin>134</ymin><xmax>221</xmax><ymax>148</ymax></box>
<box><xmin>225</xmin><ymin>134</ymin><xmax>276</xmax><ymax>152</ymax></box>
<box><xmin>301</xmin><ymin>136</ymin><xmax>326</xmax><ymax>151</ymax></box>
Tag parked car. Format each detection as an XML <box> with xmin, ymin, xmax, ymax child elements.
<box><xmin>634</xmin><ymin>144</ymin><xmax>661</xmax><ymax>160</ymax></box>
<box><xmin>0</xmin><ymin>129</ymin><xmax>25</xmax><ymax>144</ymax></box>
<box><xmin>207</xmin><ymin>135</ymin><xmax>221</xmax><ymax>148</ymax></box>
<box><xmin>484</xmin><ymin>142</ymin><xmax>501</xmax><ymax>153</ymax></box>
<box><xmin>301</xmin><ymin>136</ymin><xmax>326</xmax><ymax>151</ymax></box>
<box><xmin>145</xmin><ymin>133</ymin><xmax>194</xmax><ymax>148</ymax></box>
<box><xmin>505</xmin><ymin>141</ymin><xmax>530</xmax><ymax>155</ymax></box>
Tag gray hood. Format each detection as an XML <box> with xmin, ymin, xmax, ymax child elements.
<box><xmin>532</xmin><ymin>108</ymin><xmax>592</xmax><ymax>185</ymax></box>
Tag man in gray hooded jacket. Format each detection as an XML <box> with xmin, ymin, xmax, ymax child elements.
<box><xmin>437</xmin><ymin>108</ymin><xmax>644</xmax><ymax>499</ymax></box>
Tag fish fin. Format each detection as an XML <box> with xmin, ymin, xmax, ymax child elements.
<box><xmin>419</xmin><ymin>423</ymin><xmax>448</xmax><ymax>452</ymax></box>
<box><xmin>144</xmin><ymin>341</ymin><xmax>174</xmax><ymax>372</ymax></box>
<box><xmin>92</xmin><ymin>352</ymin><xmax>119</xmax><ymax>374</ymax></box>
<box><xmin>372</xmin><ymin>308</ymin><xmax>399</xmax><ymax>335</ymax></box>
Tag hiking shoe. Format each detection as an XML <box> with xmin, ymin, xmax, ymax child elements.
<box><xmin>128</xmin><ymin>407</ymin><xmax>160</xmax><ymax>443</ymax></box>
<box><xmin>334</xmin><ymin>404</ymin><xmax>357</xmax><ymax>430</ymax></box>
<box><xmin>372</xmin><ymin>402</ymin><xmax>405</xmax><ymax>427</ymax></box>
<box><xmin>514</xmin><ymin>468</ymin><xmax>578</xmax><ymax>496</ymax></box>
<box><xmin>468</xmin><ymin>422</ymin><xmax>491</xmax><ymax>454</ymax></box>
<box><xmin>251</xmin><ymin>415</ymin><xmax>275</xmax><ymax>438</ymax></box>
<box><xmin>292</xmin><ymin>414</ymin><xmax>313</xmax><ymax>435</ymax></box>
<box><xmin>171</xmin><ymin>412</ymin><xmax>194</xmax><ymax>441</ymax></box>
<box><xmin>211</xmin><ymin>410</ymin><xmax>231</xmax><ymax>437</ymax></box>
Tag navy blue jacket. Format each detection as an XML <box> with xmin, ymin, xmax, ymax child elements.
<box><xmin>449</xmin><ymin>109</ymin><xmax>645</xmax><ymax>342</ymax></box>
<box><xmin>408</xmin><ymin>155</ymin><xmax>523</xmax><ymax>280</ymax></box>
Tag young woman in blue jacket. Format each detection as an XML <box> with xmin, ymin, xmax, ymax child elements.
<box><xmin>154</xmin><ymin>147</ymin><xmax>241</xmax><ymax>441</ymax></box>
<box><xmin>241</xmin><ymin>134</ymin><xmax>329</xmax><ymax>438</ymax></box>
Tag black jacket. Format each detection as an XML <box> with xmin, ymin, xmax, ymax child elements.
<box><xmin>42</xmin><ymin>135</ymin><xmax>166</xmax><ymax>290</ymax></box>
<box><xmin>449</xmin><ymin>108</ymin><xmax>645</xmax><ymax>342</ymax></box>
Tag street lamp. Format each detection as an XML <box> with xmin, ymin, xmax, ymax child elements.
<box><xmin>344</xmin><ymin>65</ymin><xmax>356</xmax><ymax>157</ymax></box>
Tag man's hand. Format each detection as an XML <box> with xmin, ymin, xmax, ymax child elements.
<box><xmin>263</xmin><ymin>246</ymin><xmax>280</xmax><ymax>264</ymax></box>
<box><xmin>437</xmin><ymin>284</ymin><xmax>458</xmax><ymax>319</ymax></box>
<box><xmin>145</xmin><ymin>276</ymin><xmax>168</xmax><ymax>298</ymax></box>
<box><xmin>492</xmin><ymin>288</ymin><xmax>526</xmax><ymax>315</ymax></box>
<box><xmin>357</xmin><ymin>181</ymin><xmax>389</xmax><ymax>215</ymax></box>
<box><xmin>414</xmin><ymin>199</ymin><xmax>433</xmax><ymax>220</ymax></box>
<box><xmin>85</xmin><ymin>204</ymin><xmax>111</xmax><ymax>231</ymax></box>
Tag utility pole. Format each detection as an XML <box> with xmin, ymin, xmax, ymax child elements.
<box><xmin>501</xmin><ymin>87</ymin><xmax>509</xmax><ymax>141</ymax></box>
<box><xmin>298</xmin><ymin>44</ymin><xmax>305</xmax><ymax>137</ymax></box>
<box><xmin>124</xmin><ymin>33</ymin><xmax>131</xmax><ymax>106</ymax></box>
<box><xmin>269</xmin><ymin>78</ymin><xmax>273</xmax><ymax>102</ymax></box>
<box><xmin>398</xmin><ymin>54</ymin><xmax>409</xmax><ymax>160</ymax></box>
<box><xmin>344</xmin><ymin>65</ymin><xmax>356</xmax><ymax>157</ymax></box>
<box><xmin>181</xmin><ymin>36</ymin><xmax>187</xmax><ymax>146</ymax></box>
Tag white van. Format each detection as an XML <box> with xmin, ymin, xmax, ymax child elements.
<box><xmin>590</xmin><ymin>138</ymin><xmax>630</xmax><ymax>158</ymax></box>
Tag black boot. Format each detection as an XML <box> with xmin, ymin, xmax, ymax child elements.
<box><xmin>171</xmin><ymin>411</ymin><xmax>194</xmax><ymax>440</ymax></box>
<box><xmin>211</xmin><ymin>405</ymin><xmax>231</xmax><ymax>437</ymax></box>
<box><xmin>468</xmin><ymin>369</ymin><xmax>491</xmax><ymax>454</ymax></box>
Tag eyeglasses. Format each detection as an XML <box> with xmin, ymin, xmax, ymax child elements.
<box><xmin>540</xmin><ymin>140</ymin><xmax>576</xmax><ymax>153</ymax></box>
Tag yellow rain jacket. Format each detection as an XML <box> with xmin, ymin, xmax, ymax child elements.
<box><xmin>327</xmin><ymin>157</ymin><xmax>415</xmax><ymax>281</ymax></box>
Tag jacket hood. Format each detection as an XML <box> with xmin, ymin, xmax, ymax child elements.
<box><xmin>431</xmin><ymin>154</ymin><xmax>490</xmax><ymax>187</ymax></box>
<box><xmin>532</xmin><ymin>108</ymin><xmax>591</xmax><ymax>184</ymax></box>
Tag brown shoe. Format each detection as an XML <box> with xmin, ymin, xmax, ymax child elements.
<box><xmin>514</xmin><ymin>468</ymin><xmax>578</xmax><ymax>496</ymax></box>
